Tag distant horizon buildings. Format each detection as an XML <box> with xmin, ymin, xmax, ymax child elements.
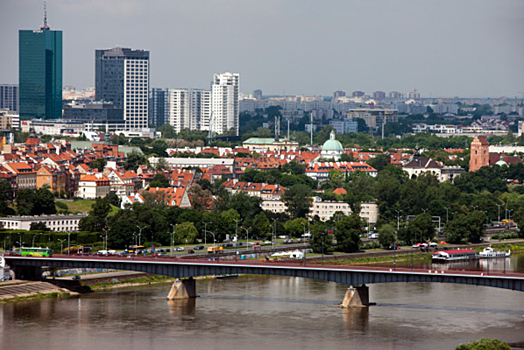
<box><xmin>19</xmin><ymin>14</ymin><xmax>62</xmax><ymax>120</ymax></box>
<box><xmin>95</xmin><ymin>47</ymin><xmax>150</xmax><ymax>131</ymax></box>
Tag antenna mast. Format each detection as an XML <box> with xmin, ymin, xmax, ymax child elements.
<box><xmin>41</xmin><ymin>1</ymin><xmax>50</xmax><ymax>30</ymax></box>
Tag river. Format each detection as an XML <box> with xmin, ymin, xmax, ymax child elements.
<box><xmin>2</xmin><ymin>254</ymin><xmax>524</xmax><ymax>350</ymax></box>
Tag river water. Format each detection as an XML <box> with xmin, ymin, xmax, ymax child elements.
<box><xmin>2</xmin><ymin>254</ymin><xmax>524</xmax><ymax>350</ymax></box>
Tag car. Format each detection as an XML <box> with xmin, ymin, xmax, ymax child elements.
<box><xmin>390</xmin><ymin>245</ymin><xmax>401</xmax><ymax>250</ymax></box>
<box><xmin>194</xmin><ymin>245</ymin><xmax>205</xmax><ymax>250</ymax></box>
<box><xmin>429</xmin><ymin>242</ymin><xmax>438</xmax><ymax>248</ymax></box>
<box><xmin>72</xmin><ymin>275</ymin><xmax>81</xmax><ymax>280</ymax></box>
<box><xmin>175</xmin><ymin>247</ymin><xmax>184</xmax><ymax>251</ymax></box>
<box><xmin>262</xmin><ymin>241</ymin><xmax>272</xmax><ymax>245</ymax></box>
<box><xmin>187</xmin><ymin>249</ymin><xmax>195</xmax><ymax>254</ymax></box>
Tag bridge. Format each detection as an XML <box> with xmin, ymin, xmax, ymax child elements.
<box><xmin>6</xmin><ymin>255</ymin><xmax>524</xmax><ymax>291</ymax></box>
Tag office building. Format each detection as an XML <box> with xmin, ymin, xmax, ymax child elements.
<box><xmin>62</xmin><ymin>101</ymin><xmax>125</xmax><ymax>130</ymax></box>
<box><xmin>373</xmin><ymin>91</ymin><xmax>386</xmax><ymax>100</ymax></box>
<box><xmin>211</xmin><ymin>72</ymin><xmax>239</xmax><ymax>136</ymax></box>
<box><xmin>333</xmin><ymin>91</ymin><xmax>346</xmax><ymax>99</ymax></box>
<box><xmin>168</xmin><ymin>89</ymin><xmax>211</xmax><ymax>133</ymax></box>
<box><xmin>0</xmin><ymin>84</ymin><xmax>19</xmax><ymax>113</ymax></box>
<box><xmin>253</xmin><ymin>89</ymin><xmax>263</xmax><ymax>100</ymax></box>
<box><xmin>149</xmin><ymin>88</ymin><xmax>169</xmax><ymax>128</ymax></box>
<box><xmin>345</xmin><ymin>108</ymin><xmax>398</xmax><ymax>129</ymax></box>
<box><xmin>19</xmin><ymin>13</ymin><xmax>62</xmax><ymax>120</ymax></box>
<box><xmin>95</xmin><ymin>47</ymin><xmax>149</xmax><ymax>130</ymax></box>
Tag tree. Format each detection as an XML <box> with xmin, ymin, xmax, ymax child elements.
<box><xmin>149</xmin><ymin>173</ymin><xmax>170</xmax><ymax>188</ymax></box>
<box><xmin>79</xmin><ymin>197</ymin><xmax>111</xmax><ymax>232</ymax></box>
<box><xmin>284</xmin><ymin>218</ymin><xmax>308</xmax><ymax>238</ymax></box>
<box><xmin>282</xmin><ymin>160</ymin><xmax>305</xmax><ymax>175</ymax></box>
<box><xmin>188</xmin><ymin>184</ymin><xmax>213</xmax><ymax>213</ymax></box>
<box><xmin>33</xmin><ymin>188</ymin><xmax>57</xmax><ymax>215</ymax></box>
<box><xmin>252</xmin><ymin>212</ymin><xmax>271</xmax><ymax>238</ymax></box>
<box><xmin>30</xmin><ymin>222</ymin><xmax>50</xmax><ymax>231</ymax></box>
<box><xmin>16</xmin><ymin>189</ymin><xmax>36</xmax><ymax>215</ymax></box>
<box><xmin>310</xmin><ymin>222</ymin><xmax>332</xmax><ymax>254</ymax></box>
<box><xmin>367</xmin><ymin>153</ymin><xmax>391</xmax><ymax>172</ymax></box>
<box><xmin>105</xmin><ymin>191</ymin><xmax>121</xmax><ymax>208</ymax></box>
<box><xmin>124</xmin><ymin>150</ymin><xmax>146</xmax><ymax>171</ymax></box>
<box><xmin>175</xmin><ymin>222</ymin><xmax>198</xmax><ymax>245</ymax></box>
<box><xmin>282</xmin><ymin>184</ymin><xmax>313</xmax><ymax>219</ymax></box>
<box><xmin>335</xmin><ymin>214</ymin><xmax>362</xmax><ymax>253</ymax></box>
<box><xmin>456</xmin><ymin>338</ymin><xmax>510</xmax><ymax>350</ymax></box>
<box><xmin>378</xmin><ymin>224</ymin><xmax>396</xmax><ymax>248</ymax></box>
<box><xmin>407</xmin><ymin>213</ymin><xmax>435</xmax><ymax>243</ymax></box>
<box><xmin>513</xmin><ymin>206</ymin><xmax>524</xmax><ymax>238</ymax></box>
<box><xmin>0</xmin><ymin>179</ymin><xmax>13</xmax><ymax>214</ymax></box>
<box><xmin>155</xmin><ymin>157</ymin><xmax>168</xmax><ymax>171</ymax></box>
<box><xmin>90</xmin><ymin>158</ymin><xmax>107</xmax><ymax>172</ymax></box>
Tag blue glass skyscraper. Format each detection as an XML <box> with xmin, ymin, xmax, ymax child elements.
<box><xmin>19</xmin><ymin>11</ymin><xmax>62</xmax><ymax>120</ymax></box>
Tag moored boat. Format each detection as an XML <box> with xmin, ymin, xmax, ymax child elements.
<box><xmin>432</xmin><ymin>249</ymin><xmax>477</xmax><ymax>262</ymax></box>
<box><xmin>478</xmin><ymin>246</ymin><xmax>510</xmax><ymax>259</ymax></box>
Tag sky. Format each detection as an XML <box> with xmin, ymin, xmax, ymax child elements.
<box><xmin>1</xmin><ymin>0</ymin><xmax>523</xmax><ymax>98</ymax></box>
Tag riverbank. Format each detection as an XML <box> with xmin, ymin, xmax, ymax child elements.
<box><xmin>0</xmin><ymin>281</ymin><xmax>78</xmax><ymax>302</ymax></box>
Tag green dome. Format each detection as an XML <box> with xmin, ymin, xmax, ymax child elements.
<box><xmin>322</xmin><ymin>139</ymin><xmax>343</xmax><ymax>151</ymax></box>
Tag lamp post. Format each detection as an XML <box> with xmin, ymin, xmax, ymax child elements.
<box><xmin>411</xmin><ymin>246</ymin><xmax>413</xmax><ymax>270</ymax></box>
<box><xmin>395</xmin><ymin>210</ymin><xmax>401</xmax><ymax>231</ymax></box>
<box><xmin>444</xmin><ymin>207</ymin><xmax>450</xmax><ymax>224</ymax></box>
<box><xmin>209</xmin><ymin>230</ymin><xmax>216</xmax><ymax>249</ymax></box>
<box><xmin>496</xmin><ymin>204</ymin><xmax>502</xmax><ymax>222</ymax></box>
<box><xmin>301</xmin><ymin>222</ymin><xmax>307</xmax><ymax>237</ymax></box>
<box><xmin>58</xmin><ymin>239</ymin><xmax>65</xmax><ymax>254</ymax></box>
<box><xmin>32</xmin><ymin>233</ymin><xmax>42</xmax><ymax>247</ymax></box>
<box><xmin>100</xmin><ymin>235</ymin><xmax>105</xmax><ymax>253</ymax></box>
<box><xmin>233</xmin><ymin>219</ymin><xmax>239</xmax><ymax>246</ymax></box>
<box><xmin>203</xmin><ymin>222</ymin><xmax>210</xmax><ymax>247</ymax></box>
<box><xmin>321</xmin><ymin>230</ymin><xmax>326</xmax><ymax>265</ymax></box>
<box><xmin>242</xmin><ymin>227</ymin><xmax>250</xmax><ymax>249</ymax></box>
<box><xmin>271</xmin><ymin>218</ymin><xmax>277</xmax><ymax>249</ymax></box>
<box><xmin>67</xmin><ymin>232</ymin><xmax>71</xmax><ymax>256</ymax></box>
<box><xmin>170</xmin><ymin>224</ymin><xmax>175</xmax><ymax>256</ymax></box>
<box><xmin>136</xmin><ymin>225</ymin><xmax>145</xmax><ymax>246</ymax></box>
<box><xmin>509</xmin><ymin>209</ymin><xmax>514</xmax><ymax>221</ymax></box>
<box><xmin>16</xmin><ymin>241</ymin><xmax>24</xmax><ymax>253</ymax></box>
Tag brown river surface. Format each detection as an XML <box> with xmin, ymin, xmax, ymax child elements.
<box><xmin>2</xmin><ymin>253</ymin><xmax>524</xmax><ymax>350</ymax></box>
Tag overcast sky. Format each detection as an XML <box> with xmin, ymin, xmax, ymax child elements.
<box><xmin>1</xmin><ymin>0</ymin><xmax>523</xmax><ymax>98</ymax></box>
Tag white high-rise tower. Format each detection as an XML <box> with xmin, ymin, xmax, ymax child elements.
<box><xmin>211</xmin><ymin>72</ymin><xmax>239</xmax><ymax>136</ymax></box>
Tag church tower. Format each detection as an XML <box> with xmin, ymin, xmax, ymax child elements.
<box><xmin>469</xmin><ymin>136</ymin><xmax>489</xmax><ymax>172</ymax></box>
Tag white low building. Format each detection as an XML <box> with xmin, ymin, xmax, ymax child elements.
<box><xmin>0</xmin><ymin>213</ymin><xmax>88</xmax><ymax>231</ymax></box>
<box><xmin>310</xmin><ymin>197</ymin><xmax>378</xmax><ymax>223</ymax></box>
<box><xmin>76</xmin><ymin>173</ymin><xmax>111</xmax><ymax>199</ymax></box>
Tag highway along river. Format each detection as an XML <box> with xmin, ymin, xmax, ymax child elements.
<box><xmin>2</xmin><ymin>254</ymin><xmax>524</xmax><ymax>350</ymax></box>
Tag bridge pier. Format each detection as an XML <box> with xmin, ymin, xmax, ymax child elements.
<box><xmin>167</xmin><ymin>277</ymin><xmax>196</xmax><ymax>300</ymax></box>
<box><xmin>11</xmin><ymin>266</ymin><xmax>42</xmax><ymax>281</ymax></box>
<box><xmin>339</xmin><ymin>285</ymin><xmax>369</xmax><ymax>308</ymax></box>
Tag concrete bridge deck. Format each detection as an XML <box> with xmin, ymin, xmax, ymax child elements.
<box><xmin>5</xmin><ymin>255</ymin><xmax>524</xmax><ymax>293</ymax></box>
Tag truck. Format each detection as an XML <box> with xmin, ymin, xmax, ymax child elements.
<box><xmin>207</xmin><ymin>246</ymin><xmax>223</xmax><ymax>254</ymax></box>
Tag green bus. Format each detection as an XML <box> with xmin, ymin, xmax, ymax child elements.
<box><xmin>20</xmin><ymin>247</ymin><xmax>53</xmax><ymax>257</ymax></box>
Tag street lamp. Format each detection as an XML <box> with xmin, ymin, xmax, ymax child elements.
<box><xmin>16</xmin><ymin>241</ymin><xmax>24</xmax><ymax>253</ymax></box>
<box><xmin>233</xmin><ymin>219</ymin><xmax>239</xmax><ymax>246</ymax></box>
<box><xmin>444</xmin><ymin>207</ymin><xmax>450</xmax><ymax>224</ymax></box>
<box><xmin>58</xmin><ymin>239</ymin><xmax>65</xmax><ymax>254</ymax></box>
<box><xmin>170</xmin><ymin>224</ymin><xmax>175</xmax><ymax>256</ymax></box>
<box><xmin>496</xmin><ymin>204</ymin><xmax>502</xmax><ymax>222</ymax></box>
<box><xmin>32</xmin><ymin>233</ymin><xmax>42</xmax><ymax>247</ymax></box>
<box><xmin>321</xmin><ymin>230</ymin><xmax>326</xmax><ymax>265</ymax></box>
<box><xmin>395</xmin><ymin>210</ymin><xmax>401</xmax><ymax>231</ymax></box>
<box><xmin>67</xmin><ymin>232</ymin><xmax>71</xmax><ymax>256</ymax></box>
<box><xmin>136</xmin><ymin>225</ymin><xmax>145</xmax><ymax>246</ymax></box>
<box><xmin>271</xmin><ymin>218</ymin><xmax>277</xmax><ymax>248</ymax></box>
<box><xmin>300</xmin><ymin>222</ymin><xmax>307</xmax><ymax>237</ymax></box>
<box><xmin>242</xmin><ymin>227</ymin><xmax>250</xmax><ymax>249</ymax></box>
<box><xmin>203</xmin><ymin>222</ymin><xmax>210</xmax><ymax>246</ymax></box>
<box><xmin>100</xmin><ymin>235</ymin><xmax>106</xmax><ymax>252</ymax></box>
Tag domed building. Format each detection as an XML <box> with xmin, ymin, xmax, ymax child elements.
<box><xmin>321</xmin><ymin>130</ymin><xmax>344</xmax><ymax>160</ymax></box>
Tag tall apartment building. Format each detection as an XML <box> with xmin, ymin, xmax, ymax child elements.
<box><xmin>19</xmin><ymin>13</ymin><xmax>62</xmax><ymax>120</ymax></box>
<box><xmin>253</xmin><ymin>89</ymin><xmax>263</xmax><ymax>100</ymax></box>
<box><xmin>373</xmin><ymin>91</ymin><xmax>386</xmax><ymax>100</ymax></box>
<box><xmin>352</xmin><ymin>91</ymin><xmax>365</xmax><ymax>97</ymax></box>
<box><xmin>211</xmin><ymin>72</ymin><xmax>239</xmax><ymax>136</ymax></box>
<box><xmin>0</xmin><ymin>85</ymin><xmax>19</xmax><ymax>113</ymax></box>
<box><xmin>95</xmin><ymin>47</ymin><xmax>149</xmax><ymax>130</ymax></box>
<box><xmin>168</xmin><ymin>89</ymin><xmax>211</xmax><ymax>133</ymax></box>
<box><xmin>389</xmin><ymin>91</ymin><xmax>402</xmax><ymax>99</ymax></box>
<box><xmin>149</xmin><ymin>88</ymin><xmax>169</xmax><ymax>128</ymax></box>
<box><xmin>333</xmin><ymin>91</ymin><xmax>346</xmax><ymax>99</ymax></box>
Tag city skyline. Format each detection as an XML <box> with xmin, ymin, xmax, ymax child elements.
<box><xmin>1</xmin><ymin>0</ymin><xmax>523</xmax><ymax>98</ymax></box>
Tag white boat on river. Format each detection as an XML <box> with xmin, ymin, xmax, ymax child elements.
<box><xmin>478</xmin><ymin>246</ymin><xmax>510</xmax><ymax>259</ymax></box>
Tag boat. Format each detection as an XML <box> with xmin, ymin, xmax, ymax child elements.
<box><xmin>478</xmin><ymin>246</ymin><xmax>510</xmax><ymax>259</ymax></box>
<box><xmin>216</xmin><ymin>274</ymin><xmax>239</xmax><ymax>279</ymax></box>
<box><xmin>432</xmin><ymin>249</ymin><xmax>477</xmax><ymax>262</ymax></box>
